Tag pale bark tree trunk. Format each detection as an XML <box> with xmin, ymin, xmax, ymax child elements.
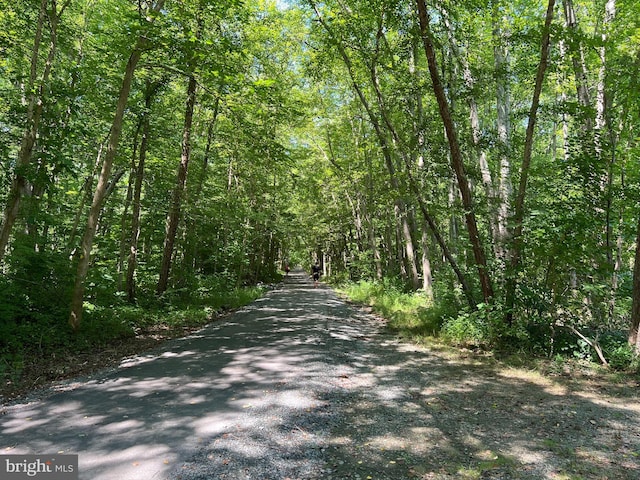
<box><xmin>366</xmin><ymin>210</ymin><xmax>383</xmax><ymax>280</ymax></box>
<box><xmin>0</xmin><ymin>0</ymin><xmax>68</xmax><ymax>261</ymax></box>
<box><xmin>562</xmin><ymin>0</ymin><xmax>592</xmax><ymax>124</ymax></box>
<box><xmin>67</xmin><ymin>142</ymin><xmax>106</xmax><ymax>253</ymax></box>
<box><xmin>408</xmin><ymin>39</ymin><xmax>434</xmax><ymax>299</ymax></box>
<box><xmin>493</xmin><ymin>7</ymin><xmax>513</xmax><ymax>258</ymax></box>
<box><xmin>556</xmin><ymin>37</ymin><xmax>571</xmax><ymax>161</ymax></box>
<box><xmin>69</xmin><ymin>0</ymin><xmax>166</xmax><ymax>329</ymax></box>
<box><xmin>504</xmin><ymin>0</ymin><xmax>556</xmax><ymax>325</ymax></box>
<box><xmin>70</xmin><ymin>48</ymin><xmax>145</xmax><ymax>328</ymax></box>
<box><xmin>416</xmin><ymin>0</ymin><xmax>494</xmax><ymax>303</ymax></box>
<box><xmin>345</xmin><ymin>193</ymin><xmax>364</xmax><ymax>255</ymax></box>
<box><xmin>358</xmin><ymin>121</ymin><xmax>384</xmax><ymax>280</ymax></box>
<box><xmin>447</xmin><ymin>181</ymin><xmax>459</xmax><ymax>250</ymax></box>
<box><xmin>421</xmin><ymin>226</ymin><xmax>434</xmax><ymax>301</ymax></box>
<box><xmin>384</xmin><ymin>222</ymin><xmax>396</xmax><ymax>275</ymax></box>
<box><xmin>595</xmin><ymin>0</ymin><xmax>615</xmax><ymax>209</ymax></box>
<box><xmin>117</xmin><ymin>124</ymin><xmax>141</xmax><ymax>291</ymax></box>
<box><xmin>597</xmin><ymin>0</ymin><xmax>617</xmax><ymax>322</ymax></box>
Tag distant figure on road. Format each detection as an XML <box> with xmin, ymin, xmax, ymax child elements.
<box><xmin>284</xmin><ymin>263</ymin><xmax>290</xmax><ymax>276</ymax></box>
<box><xmin>312</xmin><ymin>262</ymin><xmax>321</xmax><ymax>287</ymax></box>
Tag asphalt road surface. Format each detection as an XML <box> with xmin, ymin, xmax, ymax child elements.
<box><xmin>1</xmin><ymin>270</ymin><xmax>383</xmax><ymax>479</ymax></box>
<box><xmin>5</xmin><ymin>270</ymin><xmax>638</xmax><ymax>479</ymax></box>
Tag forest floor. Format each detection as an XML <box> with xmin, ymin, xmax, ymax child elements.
<box><xmin>1</xmin><ymin>272</ymin><xmax>639</xmax><ymax>479</ymax></box>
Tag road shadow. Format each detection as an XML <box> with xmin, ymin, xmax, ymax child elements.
<box><xmin>2</xmin><ymin>270</ymin><xmax>638</xmax><ymax>479</ymax></box>
<box><xmin>0</xmin><ymin>271</ymin><xmax>368</xmax><ymax>479</ymax></box>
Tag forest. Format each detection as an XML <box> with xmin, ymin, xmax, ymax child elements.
<box><xmin>1</xmin><ymin>0</ymin><xmax>639</xmax><ymax>393</ymax></box>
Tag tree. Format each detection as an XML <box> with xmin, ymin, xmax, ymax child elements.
<box><xmin>504</xmin><ymin>0</ymin><xmax>556</xmax><ymax>325</ymax></box>
<box><xmin>0</xmin><ymin>0</ymin><xmax>70</xmax><ymax>261</ymax></box>
<box><xmin>416</xmin><ymin>0</ymin><xmax>494</xmax><ymax>304</ymax></box>
<box><xmin>157</xmin><ymin>6</ymin><xmax>202</xmax><ymax>295</ymax></box>
<box><xmin>69</xmin><ymin>0</ymin><xmax>166</xmax><ymax>329</ymax></box>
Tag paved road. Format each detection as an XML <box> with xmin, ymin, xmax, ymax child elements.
<box><xmin>1</xmin><ymin>270</ymin><xmax>378</xmax><ymax>479</ymax></box>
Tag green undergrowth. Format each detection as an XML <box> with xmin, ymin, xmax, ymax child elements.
<box><xmin>336</xmin><ymin>279</ymin><xmax>438</xmax><ymax>340</ymax></box>
<box><xmin>335</xmin><ymin>279</ymin><xmax>640</xmax><ymax>375</ymax></box>
<box><xmin>1</xmin><ymin>278</ymin><xmax>266</xmax><ymax>395</ymax></box>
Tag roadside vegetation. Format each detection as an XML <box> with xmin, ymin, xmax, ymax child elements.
<box><xmin>336</xmin><ymin>278</ymin><xmax>640</xmax><ymax>376</ymax></box>
<box><xmin>0</xmin><ymin>274</ymin><xmax>266</xmax><ymax>400</ymax></box>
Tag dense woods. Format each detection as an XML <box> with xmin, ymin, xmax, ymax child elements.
<box><xmin>1</xmin><ymin>0</ymin><xmax>640</xmax><ymax>388</ymax></box>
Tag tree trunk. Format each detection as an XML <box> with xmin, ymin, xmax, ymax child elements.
<box><xmin>629</xmin><ymin>212</ymin><xmax>640</xmax><ymax>351</ymax></box>
<box><xmin>421</xmin><ymin>226</ymin><xmax>434</xmax><ymax>301</ymax></box>
<box><xmin>562</xmin><ymin>0</ymin><xmax>593</xmax><ymax>129</ymax></box>
<box><xmin>504</xmin><ymin>0</ymin><xmax>556</xmax><ymax>325</ymax></box>
<box><xmin>416</xmin><ymin>0</ymin><xmax>494</xmax><ymax>303</ymax></box>
<box><xmin>596</xmin><ymin>0</ymin><xmax>617</xmax><ymax>321</ymax></box>
<box><xmin>117</xmin><ymin>126</ymin><xmax>141</xmax><ymax>291</ymax></box>
<box><xmin>364</xmin><ymin>154</ymin><xmax>383</xmax><ymax>280</ymax></box>
<box><xmin>0</xmin><ymin>0</ymin><xmax>59</xmax><ymax>261</ymax></box>
<box><xmin>126</xmin><ymin>80</ymin><xmax>160</xmax><ymax>302</ymax></box>
<box><xmin>67</xmin><ymin>140</ymin><xmax>107</xmax><ymax>253</ymax></box>
<box><xmin>69</xmin><ymin>0</ymin><xmax>166</xmax><ymax>329</ymax></box>
<box><xmin>493</xmin><ymin>7</ymin><xmax>513</xmax><ymax>259</ymax></box>
<box><xmin>69</xmin><ymin>49</ymin><xmax>144</xmax><ymax>329</ymax></box>
<box><xmin>157</xmin><ymin>72</ymin><xmax>198</xmax><ymax>294</ymax></box>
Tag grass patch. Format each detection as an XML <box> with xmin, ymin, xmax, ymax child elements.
<box><xmin>336</xmin><ymin>279</ymin><xmax>640</xmax><ymax>384</ymax></box>
<box><xmin>337</xmin><ymin>279</ymin><xmax>436</xmax><ymax>340</ymax></box>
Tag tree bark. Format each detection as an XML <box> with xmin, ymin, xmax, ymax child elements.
<box><xmin>0</xmin><ymin>0</ymin><xmax>63</xmax><ymax>261</ymax></box>
<box><xmin>504</xmin><ymin>0</ymin><xmax>556</xmax><ymax>325</ymax></box>
<box><xmin>118</xmin><ymin>120</ymin><xmax>144</xmax><ymax>292</ymax></box>
<box><xmin>69</xmin><ymin>0</ymin><xmax>166</xmax><ymax>329</ymax></box>
<box><xmin>493</xmin><ymin>7</ymin><xmax>513</xmax><ymax>258</ymax></box>
<box><xmin>70</xmin><ymin>49</ymin><xmax>144</xmax><ymax>328</ymax></box>
<box><xmin>126</xmin><ymin>80</ymin><xmax>161</xmax><ymax>302</ymax></box>
<box><xmin>415</xmin><ymin>0</ymin><xmax>494</xmax><ymax>303</ymax></box>
<box><xmin>562</xmin><ymin>0</ymin><xmax>593</xmax><ymax>125</ymax></box>
<box><xmin>421</xmin><ymin>223</ymin><xmax>434</xmax><ymax>301</ymax></box>
<box><xmin>629</xmin><ymin>212</ymin><xmax>640</xmax><ymax>351</ymax></box>
<box><xmin>157</xmin><ymin>72</ymin><xmax>198</xmax><ymax>295</ymax></box>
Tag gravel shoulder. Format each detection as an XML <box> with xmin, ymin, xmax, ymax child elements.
<box><xmin>2</xmin><ymin>271</ymin><xmax>639</xmax><ymax>479</ymax></box>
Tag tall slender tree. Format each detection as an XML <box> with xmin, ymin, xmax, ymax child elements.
<box><xmin>504</xmin><ymin>0</ymin><xmax>556</xmax><ymax>325</ymax></box>
<box><xmin>69</xmin><ymin>0</ymin><xmax>166</xmax><ymax>329</ymax></box>
<box><xmin>416</xmin><ymin>0</ymin><xmax>494</xmax><ymax>303</ymax></box>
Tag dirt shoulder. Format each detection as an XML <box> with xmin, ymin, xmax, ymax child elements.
<box><xmin>1</xmin><ymin>324</ymin><xmax>207</xmax><ymax>404</ymax></box>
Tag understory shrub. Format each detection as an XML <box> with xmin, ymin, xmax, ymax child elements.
<box><xmin>338</xmin><ymin>279</ymin><xmax>433</xmax><ymax>338</ymax></box>
<box><xmin>439</xmin><ymin>303</ymin><xmax>523</xmax><ymax>348</ymax></box>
